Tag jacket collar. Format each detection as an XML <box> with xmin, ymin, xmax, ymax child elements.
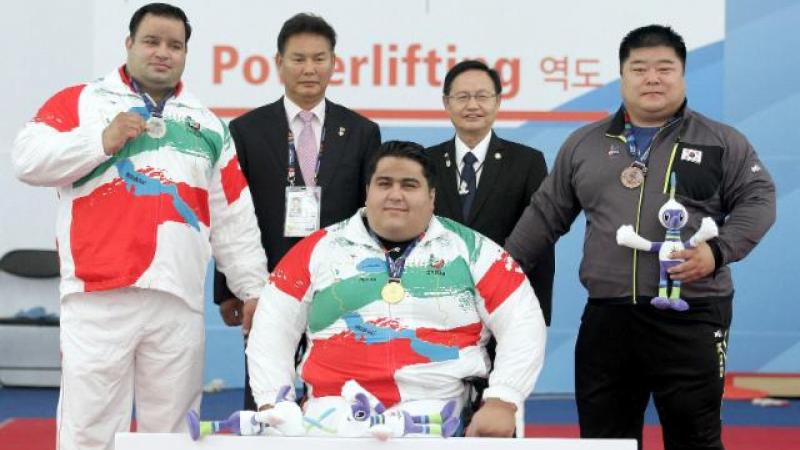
<box><xmin>340</xmin><ymin>208</ymin><xmax>449</xmax><ymax>250</ymax></box>
<box><xmin>606</xmin><ymin>99</ymin><xmax>689</xmax><ymax>136</ymax></box>
<box><xmin>102</xmin><ymin>65</ymin><xmax>201</xmax><ymax>108</ymax></box>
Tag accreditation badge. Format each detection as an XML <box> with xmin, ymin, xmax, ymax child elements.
<box><xmin>284</xmin><ymin>186</ymin><xmax>321</xmax><ymax>237</ymax></box>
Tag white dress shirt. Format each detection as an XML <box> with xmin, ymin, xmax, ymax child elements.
<box><xmin>454</xmin><ymin>132</ymin><xmax>491</xmax><ymax>187</ymax></box>
<box><xmin>284</xmin><ymin>96</ymin><xmax>326</xmax><ymax>149</ymax></box>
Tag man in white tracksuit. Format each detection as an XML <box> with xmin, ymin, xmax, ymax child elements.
<box><xmin>247</xmin><ymin>141</ymin><xmax>547</xmax><ymax>437</ymax></box>
<box><xmin>11</xmin><ymin>4</ymin><xmax>267</xmax><ymax>450</ymax></box>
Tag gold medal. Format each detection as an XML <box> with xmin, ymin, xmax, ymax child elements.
<box><xmin>381</xmin><ymin>281</ymin><xmax>405</xmax><ymax>304</ymax></box>
<box><xmin>620</xmin><ymin>165</ymin><xmax>645</xmax><ymax>189</ymax></box>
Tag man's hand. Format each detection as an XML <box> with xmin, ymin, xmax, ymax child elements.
<box><xmin>102</xmin><ymin>112</ymin><xmax>146</xmax><ymax>155</ymax></box>
<box><xmin>218</xmin><ymin>297</ymin><xmax>244</xmax><ymax>326</ymax></box>
<box><xmin>465</xmin><ymin>398</ymin><xmax>517</xmax><ymax>437</ymax></box>
<box><xmin>242</xmin><ymin>298</ymin><xmax>258</xmax><ymax>337</ymax></box>
<box><xmin>668</xmin><ymin>241</ymin><xmax>715</xmax><ymax>283</ymax></box>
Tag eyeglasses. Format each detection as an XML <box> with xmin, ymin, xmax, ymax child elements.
<box><xmin>444</xmin><ymin>92</ymin><xmax>498</xmax><ymax>106</ymax></box>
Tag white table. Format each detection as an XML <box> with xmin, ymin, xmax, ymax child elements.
<box><xmin>116</xmin><ymin>433</ymin><xmax>637</xmax><ymax>450</ymax></box>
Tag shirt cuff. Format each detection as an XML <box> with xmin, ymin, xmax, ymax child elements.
<box><xmin>482</xmin><ymin>385</ymin><xmax>524</xmax><ymax>411</ymax></box>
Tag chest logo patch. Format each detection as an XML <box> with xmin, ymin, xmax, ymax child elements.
<box><xmin>680</xmin><ymin>148</ymin><xmax>703</xmax><ymax>164</ymax></box>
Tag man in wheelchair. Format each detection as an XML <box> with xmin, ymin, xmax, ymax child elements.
<box><xmin>247</xmin><ymin>141</ymin><xmax>547</xmax><ymax>437</ymax></box>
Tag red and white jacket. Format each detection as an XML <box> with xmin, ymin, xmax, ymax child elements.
<box><xmin>12</xmin><ymin>67</ymin><xmax>267</xmax><ymax>310</ymax></box>
<box><xmin>247</xmin><ymin>210</ymin><xmax>546</xmax><ymax>410</ymax></box>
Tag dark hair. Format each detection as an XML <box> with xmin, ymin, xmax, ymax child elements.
<box><xmin>619</xmin><ymin>25</ymin><xmax>686</xmax><ymax>69</ymax></box>
<box><xmin>366</xmin><ymin>141</ymin><xmax>436</xmax><ymax>189</ymax></box>
<box><xmin>277</xmin><ymin>13</ymin><xmax>337</xmax><ymax>54</ymax></box>
<box><xmin>443</xmin><ymin>60</ymin><xmax>502</xmax><ymax>95</ymax></box>
<box><xmin>129</xmin><ymin>3</ymin><xmax>192</xmax><ymax>43</ymax></box>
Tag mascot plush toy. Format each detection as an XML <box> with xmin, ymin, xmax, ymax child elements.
<box><xmin>186</xmin><ymin>381</ymin><xmax>460</xmax><ymax>440</ymax></box>
<box><xmin>186</xmin><ymin>385</ymin><xmax>303</xmax><ymax>439</ymax></box>
<box><xmin>616</xmin><ymin>174</ymin><xmax>718</xmax><ymax>311</ymax></box>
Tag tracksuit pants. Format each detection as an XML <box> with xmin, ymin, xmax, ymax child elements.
<box><xmin>57</xmin><ymin>288</ymin><xmax>204</xmax><ymax>450</ymax></box>
<box><xmin>575</xmin><ymin>296</ymin><xmax>732</xmax><ymax>450</ymax></box>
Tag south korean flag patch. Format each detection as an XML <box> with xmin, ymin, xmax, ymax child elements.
<box><xmin>681</xmin><ymin>147</ymin><xmax>703</xmax><ymax>164</ymax></box>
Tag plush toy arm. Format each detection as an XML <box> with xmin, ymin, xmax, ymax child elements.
<box><xmin>255</xmin><ymin>402</ymin><xmax>305</xmax><ymax>436</ymax></box>
<box><xmin>687</xmin><ymin>217</ymin><xmax>719</xmax><ymax>248</ymax></box>
<box><xmin>186</xmin><ymin>410</ymin><xmax>268</xmax><ymax>439</ymax></box>
<box><xmin>616</xmin><ymin>225</ymin><xmax>653</xmax><ymax>251</ymax></box>
<box><xmin>253</xmin><ymin>388</ymin><xmax>306</xmax><ymax>436</ymax></box>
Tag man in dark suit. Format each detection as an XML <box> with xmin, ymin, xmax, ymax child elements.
<box><xmin>214</xmin><ymin>13</ymin><xmax>381</xmax><ymax>410</ymax></box>
<box><xmin>428</xmin><ymin>60</ymin><xmax>554</xmax><ymax>324</ymax></box>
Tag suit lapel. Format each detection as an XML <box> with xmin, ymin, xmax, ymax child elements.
<box><xmin>316</xmin><ymin>100</ymin><xmax>346</xmax><ymax>188</ymax></box>
<box><xmin>436</xmin><ymin>139</ymin><xmax>464</xmax><ymax>221</ymax></box>
<box><xmin>467</xmin><ymin>133</ymin><xmax>505</xmax><ymax>223</ymax></box>
<box><xmin>264</xmin><ymin>99</ymin><xmax>293</xmax><ymax>184</ymax></box>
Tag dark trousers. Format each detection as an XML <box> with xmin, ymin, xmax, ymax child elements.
<box><xmin>575</xmin><ymin>296</ymin><xmax>732</xmax><ymax>450</ymax></box>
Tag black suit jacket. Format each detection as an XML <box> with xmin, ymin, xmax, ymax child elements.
<box><xmin>428</xmin><ymin>133</ymin><xmax>554</xmax><ymax>324</ymax></box>
<box><xmin>215</xmin><ymin>98</ymin><xmax>381</xmax><ymax>301</ymax></box>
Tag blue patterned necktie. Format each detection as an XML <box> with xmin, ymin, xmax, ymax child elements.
<box><xmin>460</xmin><ymin>151</ymin><xmax>478</xmax><ymax>219</ymax></box>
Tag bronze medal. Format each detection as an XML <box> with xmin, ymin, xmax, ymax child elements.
<box><xmin>620</xmin><ymin>165</ymin><xmax>645</xmax><ymax>189</ymax></box>
<box><xmin>381</xmin><ymin>281</ymin><xmax>405</xmax><ymax>304</ymax></box>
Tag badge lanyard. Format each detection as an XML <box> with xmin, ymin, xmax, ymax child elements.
<box><xmin>130</xmin><ymin>79</ymin><xmax>172</xmax><ymax>119</ymax></box>
<box><xmin>620</xmin><ymin>111</ymin><xmax>683</xmax><ymax>189</ymax></box>
<box><xmin>622</xmin><ymin>111</ymin><xmax>683</xmax><ymax>170</ymax></box>
<box><xmin>287</xmin><ymin>125</ymin><xmax>327</xmax><ymax>186</ymax></box>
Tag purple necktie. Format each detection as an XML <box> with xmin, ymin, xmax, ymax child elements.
<box><xmin>297</xmin><ymin>110</ymin><xmax>318</xmax><ymax>186</ymax></box>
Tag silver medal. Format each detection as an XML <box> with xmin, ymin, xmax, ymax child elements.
<box><xmin>146</xmin><ymin>116</ymin><xmax>167</xmax><ymax>139</ymax></box>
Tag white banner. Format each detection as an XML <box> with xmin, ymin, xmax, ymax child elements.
<box><xmin>92</xmin><ymin>0</ymin><xmax>724</xmax><ymax>122</ymax></box>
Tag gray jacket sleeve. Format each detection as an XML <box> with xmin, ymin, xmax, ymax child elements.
<box><xmin>505</xmin><ymin>132</ymin><xmax>584</xmax><ymax>272</ymax></box>
<box><xmin>715</xmin><ymin>127</ymin><xmax>776</xmax><ymax>265</ymax></box>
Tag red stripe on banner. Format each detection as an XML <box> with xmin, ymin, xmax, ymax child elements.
<box><xmin>33</xmin><ymin>85</ymin><xmax>86</xmax><ymax>132</ymax></box>
<box><xmin>220</xmin><ymin>154</ymin><xmax>249</xmax><ymax>205</ymax></box>
<box><xmin>211</xmin><ymin>107</ymin><xmax>608</xmax><ymax>122</ymax></box>
<box><xmin>476</xmin><ymin>251</ymin><xmax>526</xmax><ymax>314</ymax></box>
<box><xmin>269</xmin><ymin>229</ymin><xmax>327</xmax><ymax>301</ymax></box>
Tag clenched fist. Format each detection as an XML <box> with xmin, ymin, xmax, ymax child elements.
<box><xmin>465</xmin><ymin>398</ymin><xmax>517</xmax><ymax>437</ymax></box>
<box><xmin>103</xmin><ymin>112</ymin><xmax>147</xmax><ymax>155</ymax></box>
